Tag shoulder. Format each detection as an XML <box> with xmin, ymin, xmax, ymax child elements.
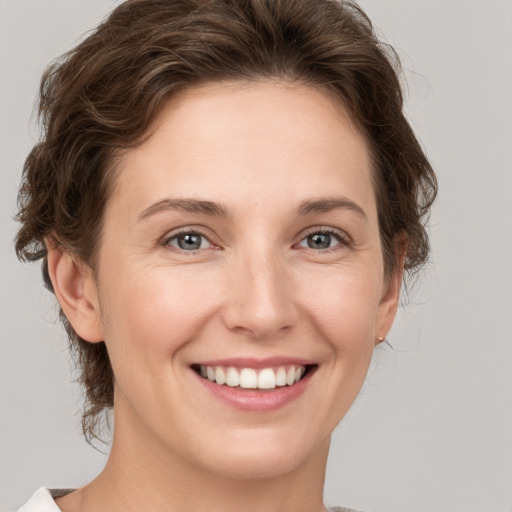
<box><xmin>13</xmin><ymin>488</ymin><xmax>74</xmax><ymax>512</ymax></box>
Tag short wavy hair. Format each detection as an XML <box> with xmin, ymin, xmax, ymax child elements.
<box><xmin>15</xmin><ymin>0</ymin><xmax>437</xmax><ymax>441</ymax></box>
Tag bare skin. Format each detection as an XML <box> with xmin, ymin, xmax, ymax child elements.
<box><xmin>50</xmin><ymin>80</ymin><xmax>402</xmax><ymax>512</ymax></box>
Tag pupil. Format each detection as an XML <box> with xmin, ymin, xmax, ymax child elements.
<box><xmin>308</xmin><ymin>233</ymin><xmax>330</xmax><ymax>249</ymax></box>
<box><xmin>178</xmin><ymin>234</ymin><xmax>201</xmax><ymax>250</ymax></box>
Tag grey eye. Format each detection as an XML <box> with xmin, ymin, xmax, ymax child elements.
<box><xmin>298</xmin><ymin>231</ymin><xmax>342</xmax><ymax>250</ymax></box>
<box><xmin>307</xmin><ymin>233</ymin><xmax>332</xmax><ymax>249</ymax></box>
<box><xmin>168</xmin><ymin>232</ymin><xmax>209</xmax><ymax>251</ymax></box>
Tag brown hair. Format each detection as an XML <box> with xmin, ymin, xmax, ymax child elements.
<box><xmin>15</xmin><ymin>0</ymin><xmax>437</xmax><ymax>441</ymax></box>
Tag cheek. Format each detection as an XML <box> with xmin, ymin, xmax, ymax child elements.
<box><xmin>98</xmin><ymin>263</ymin><xmax>220</xmax><ymax>365</ymax></box>
<box><xmin>290</xmin><ymin>265</ymin><xmax>382</xmax><ymax>429</ymax></box>
<box><xmin>297</xmin><ymin>263</ymin><xmax>382</xmax><ymax>349</ymax></box>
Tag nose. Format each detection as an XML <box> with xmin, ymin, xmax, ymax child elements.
<box><xmin>221</xmin><ymin>251</ymin><xmax>298</xmax><ymax>339</ymax></box>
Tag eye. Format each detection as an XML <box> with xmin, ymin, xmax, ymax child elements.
<box><xmin>164</xmin><ymin>230</ymin><xmax>212</xmax><ymax>252</ymax></box>
<box><xmin>297</xmin><ymin>229</ymin><xmax>347</xmax><ymax>251</ymax></box>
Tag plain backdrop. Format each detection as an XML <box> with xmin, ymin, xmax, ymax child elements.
<box><xmin>1</xmin><ymin>1</ymin><xmax>511</xmax><ymax>511</ymax></box>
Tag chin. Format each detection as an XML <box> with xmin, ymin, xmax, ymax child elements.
<box><xmin>190</xmin><ymin>427</ymin><xmax>327</xmax><ymax>481</ymax></box>
<box><xmin>203</xmin><ymin>451</ymin><xmax>306</xmax><ymax>481</ymax></box>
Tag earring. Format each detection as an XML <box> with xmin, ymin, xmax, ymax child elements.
<box><xmin>376</xmin><ymin>336</ymin><xmax>385</xmax><ymax>344</ymax></box>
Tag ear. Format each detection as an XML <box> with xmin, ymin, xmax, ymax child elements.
<box><xmin>46</xmin><ymin>241</ymin><xmax>104</xmax><ymax>343</ymax></box>
<box><xmin>375</xmin><ymin>237</ymin><xmax>406</xmax><ymax>345</ymax></box>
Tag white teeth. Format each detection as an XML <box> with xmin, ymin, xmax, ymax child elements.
<box><xmin>198</xmin><ymin>364</ymin><xmax>308</xmax><ymax>389</ymax></box>
<box><xmin>225</xmin><ymin>367</ymin><xmax>240</xmax><ymax>387</ymax></box>
<box><xmin>257</xmin><ymin>368</ymin><xmax>276</xmax><ymax>389</ymax></box>
<box><xmin>286</xmin><ymin>366</ymin><xmax>295</xmax><ymax>385</ymax></box>
<box><xmin>275</xmin><ymin>367</ymin><xmax>287</xmax><ymax>386</ymax></box>
<box><xmin>239</xmin><ymin>368</ymin><xmax>258</xmax><ymax>388</ymax></box>
<box><xmin>215</xmin><ymin>366</ymin><xmax>226</xmax><ymax>385</ymax></box>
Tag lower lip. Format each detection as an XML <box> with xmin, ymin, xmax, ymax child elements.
<box><xmin>193</xmin><ymin>367</ymin><xmax>316</xmax><ymax>411</ymax></box>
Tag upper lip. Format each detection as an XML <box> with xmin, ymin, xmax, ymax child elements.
<box><xmin>192</xmin><ymin>356</ymin><xmax>316</xmax><ymax>369</ymax></box>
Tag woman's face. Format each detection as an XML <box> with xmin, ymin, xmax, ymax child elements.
<box><xmin>82</xmin><ymin>80</ymin><xmax>400</xmax><ymax>479</ymax></box>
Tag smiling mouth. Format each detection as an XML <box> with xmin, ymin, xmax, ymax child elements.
<box><xmin>191</xmin><ymin>364</ymin><xmax>316</xmax><ymax>391</ymax></box>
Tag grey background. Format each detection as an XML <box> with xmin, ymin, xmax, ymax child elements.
<box><xmin>1</xmin><ymin>1</ymin><xmax>511</xmax><ymax>511</ymax></box>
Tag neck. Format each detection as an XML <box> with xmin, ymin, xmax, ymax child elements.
<box><xmin>73</xmin><ymin>404</ymin><xmax>330</xmax><ymax>512</ymax></box>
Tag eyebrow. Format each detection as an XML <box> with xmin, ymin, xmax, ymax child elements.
<box><xmin>296</xmin><ymin>197</ymin><xmax>368</xmax><ymax>221</ymax></box>
<box><xmin>138</xmin><ymin>198</ymin><xmax>231</xmax><ymax>221</ymax></box>
<box><xmin>137</xmin><ymin>196</ymin><xmax>367</xmax><ymax>221</ymax></box>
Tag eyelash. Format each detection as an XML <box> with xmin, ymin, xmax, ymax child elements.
<box><xmin>161</xmin><ymin>227</ymin><xmax>214</xmax><ymax>254</ymax></box>
<box><xmin>297</xmin><ymin>227</ymin><xmax>350</xmax><ymax>252</ymax></box>
<box><xmin>161</xmin><ymin>227</ymin><xmax>350</xmax><ymax>255</ymax></box>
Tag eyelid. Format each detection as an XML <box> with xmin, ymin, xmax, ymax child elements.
<box><xmin>160</xmin><ymin>226</ymin><xmax>219</xmax><ymax>253</ymax></box>
<box><xmin>159</xmin><ymin>224</ymin><xmax>351</xmax><ymax>254</ymax></box>
<box><xmin>295</xmin><ymin>226</ymin><xmax>351</xmax><ymax>250</ymax></box>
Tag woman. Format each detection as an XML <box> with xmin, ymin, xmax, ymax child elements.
<box><xmin>13</xmin><ymin>0</ymin><xmax>436</xmax><ymax>511</ymax></box>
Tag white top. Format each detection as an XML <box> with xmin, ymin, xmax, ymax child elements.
<box><xmin>15</xmin><ymin>488</ymin><xmax>64</xmax><ymax>512</ymax></box>
<box><xmin>14</xmin><ymin>487</ymin><xmax>358</xmax><ymax>512</ymax></box>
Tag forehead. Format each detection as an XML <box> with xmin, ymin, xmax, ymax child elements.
<box><xmin>108</xmin><ymin>80</ymin><xmax>376</xmax><ymax>222</ymax></box>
